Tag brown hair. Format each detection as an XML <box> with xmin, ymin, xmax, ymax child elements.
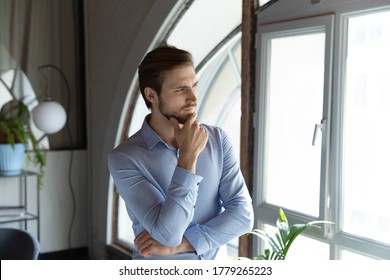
<box><xmin>138</xmin><ymin>45</ymin><xmax>194</xmax><ymax>108</ymax></box>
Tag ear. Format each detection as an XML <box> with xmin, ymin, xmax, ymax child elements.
<box><xmin>144</xmin><ymin>87</ymin><xmax>158</xmax><ymax>104</ymax></box>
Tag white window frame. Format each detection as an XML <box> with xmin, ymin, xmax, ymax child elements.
<box><xmin>253</xmin><ymin>13</ymin><xmax>334</xmax><ymax>257</ymax></box>
<box><xmin>254</xmin><ymin>0</ymin><xmax>390</xmax><ymax>259</ymax></box>
<box><xmin>331</xmin><ymin>5</ymin><xmax>390</xmax><ymax>260</ymax></box>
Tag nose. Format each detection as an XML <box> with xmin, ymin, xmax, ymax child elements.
<box><xmin>188</xmin><ymin>87</ymin><xmax>197</xmax><ymax>101</ymax></box>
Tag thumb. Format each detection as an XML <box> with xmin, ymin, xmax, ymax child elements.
<box><xmin>170</xmin><ymin>117</ymin><xmax>180</xmax><ymax>134</ymax></box>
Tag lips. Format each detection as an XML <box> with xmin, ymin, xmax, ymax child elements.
<box><xmin>182</xmin><ymin>104</ymin><xmax>196</xmax><ymax>112</ymax></box>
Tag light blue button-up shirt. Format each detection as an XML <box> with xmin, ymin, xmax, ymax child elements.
<box><xmin>108</xmin><ymin>116</ymin><xmax>254</xmax><ymax>260</ymax></box>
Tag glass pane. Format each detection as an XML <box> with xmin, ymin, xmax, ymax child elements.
<box><xmin>198</xmin><ymin>59</ymin><xmax>238</xmax><ymax>124</ymax></box>
<box><xmin>167</xmin><ymin>0</ymin><xmax>241</xmax><ymax>66</ymax></box>
<box><xmin>117</xmin><ymin>197</ymin><xmax>135</xmax><ymax>248</ymax></box>
<box><xmin>220</xmin><ymin>95</ymin><xmax>241</xmax><ymax>160</ymax></box>
<box><xmin>259</xmin><ymin>0</ymin><xmax>272</xmax><ymax>6</ymax></box>
<box><xmin>0</xmin><ymin>80</ymin><xmax>13</xmax><ymax>108</ymax></box>
<box><xmin>342</xmin><ymin>10</ymin><xmax>390</xmax><ymax>244</ymax></box>
<box><xmin>265</xmin><ymin>32</ymin><xmax>325</xmax><ymax>216</ymax></box>
<box><xmin>286</xmin><ymin>234</ymin><xmax>329</xmax><ymax>260</ymax></box>
<box><xmin>232</xmin><ymin>40</ymin><xmax>241</xmax><ymax>73</ymax></box>
<box><xmin>127</xmin><ymin>96</ymin><xmax>150</xmax><ymax>137</ymax></box>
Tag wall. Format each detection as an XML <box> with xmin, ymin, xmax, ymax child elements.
<box><xmin>84</xmin><ymin>0</ymin><xmax>178</xmax><ymax>259</ymax></box>
<box><xmin>0</xmin><ymin>150</ymin><xmax>88</xmax><ymax>254</ymax></box>
<box><xmin>39</xmin><ymin>151</ymin><xmax>88</xmax><ymax>253</ymax></box>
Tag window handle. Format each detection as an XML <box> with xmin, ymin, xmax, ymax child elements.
<box><xmin>312</xmin><ymin>119</ymin><xmax>326</xmax><ymax>146</ymax></box>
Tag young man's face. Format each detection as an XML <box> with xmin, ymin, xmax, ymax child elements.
<box><xmin>157</xmin><ymin>65</ymin><xmax>198</xmax><ymax>124</ymax></box>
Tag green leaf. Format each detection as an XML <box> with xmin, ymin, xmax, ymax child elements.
<box><xmin>0</xmin><ymin>100</ymin><xmax>47</xmax><ymax>189</ymax></box>
<box><xmin>278</xmin><ymin>208</ymin><xmax>288</xmax><ymax>223</ymax></box>
<box><xmin>248</xmin><ymin>208</ymin><xmax>334</xmax><ymax>260</ymax></box>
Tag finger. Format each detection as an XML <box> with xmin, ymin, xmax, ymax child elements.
<box><xmin>138</xmin><ymin>242</ymin><xmax>152</xmax><ymax>257</ymax></box>
<box><xmin>199</xmin><ymin>125</ymin><xmax>207</xmax><ymax>136</ymax></box>
<box><xmin>134</xmin><ymin>230</ymin><xmax>147</xmax><ymax>243</ymax></box>
<box><xmin>135</xmin><ymin>235</ymin><xmax>153</xmax><ymax>256</ymax></box>
<box><xmin>138</xmin><ymin>241</ymin><xmax>153</xmax><ymax>256</ymax></box>
<box><xmin>134</xmin><ymin>230</ymin><xmax>149</xmax><ymax>247</ymax></box>
<box><xmin>140</xmin><ymin>249</ymin><xmax>151</xmax><ymax>257</ymax></box>
<box><xmin>192</xmin><ymin>120</ymin><xmax>201</xmax><ymax>128</ymax></box>
<box><xmin>170</xmin><ymin>117</ymin><xmax>180</xmax><ymax>134</ymax></box>
<box><xmin>185</xmin><ymin>113</ymin><xmax>197</xmax><ymax>125</ymax></box>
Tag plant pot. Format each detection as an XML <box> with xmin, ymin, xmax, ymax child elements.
<box><xmin>0</xmin><ymin>143</ymin><xmax>26</xmax><ymax>176</ymax></box>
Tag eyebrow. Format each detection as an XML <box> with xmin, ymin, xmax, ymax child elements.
<box><xmin>171</xmin><ymin>81</ymin><xmax>198</xmax><ymax>89</ymax></box>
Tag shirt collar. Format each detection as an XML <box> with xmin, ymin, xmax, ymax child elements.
<box><xmin>140</xmin><ymin>114</ymin><xmax>172</xmax><ymax>150</ymax></box>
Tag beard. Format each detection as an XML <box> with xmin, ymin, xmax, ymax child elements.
<box><xmin>158</xmin><ymin>99</ymin><xmax>196</xmax><ymax>124</ymax></box>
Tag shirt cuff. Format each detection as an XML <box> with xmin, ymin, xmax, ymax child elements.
<box><xmin>184</xmin><ymin>225</ymin><xmax>211</xmax><ymax>256</ymax></box>
<box><xmin>171</xmin><ymin>166</ymin><xmax>203</xmax><ymax>190</ymax></box>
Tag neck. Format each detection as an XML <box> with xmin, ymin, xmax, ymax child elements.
<box><xmin>148</xmin><ymin>112</ymin><xmax>178</xmax><ymax>148</ymax></box>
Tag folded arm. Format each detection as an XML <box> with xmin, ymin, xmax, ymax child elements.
<box><xmin>135</xmin><ymin>230</ymin><xmax>195</xmax><ymax>257</ymax></box>
<box><xmin>108</xmin><ymin>151</ymin><xmax>203</xmax><ymax>247</ymax></box>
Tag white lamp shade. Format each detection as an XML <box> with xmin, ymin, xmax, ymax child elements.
<box><xmin>32</xmin><ymin>100</ymin><xmax>67</xmax><ymax>134</ymax></box>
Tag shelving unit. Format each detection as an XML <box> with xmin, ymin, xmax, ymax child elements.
<box><xmin>0</xmin><ymin>170</ymin><xmax>40</xmax><ymax>241</ymax></box>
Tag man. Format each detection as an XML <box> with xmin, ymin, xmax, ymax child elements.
<box><xmin>108</xmin><ymin>45</ymin><xmax>253</xmax><ymax>260</ymax></box>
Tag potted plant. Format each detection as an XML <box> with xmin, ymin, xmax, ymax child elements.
<box><xmin>248</xmin><ymin>208</ymin><xmax>333</xmax><ymax>260</ymax></box>
<box><xmin>0</xmin><ymin>99</ymin><xmax>46</xmax><ymax>187</ymax></box>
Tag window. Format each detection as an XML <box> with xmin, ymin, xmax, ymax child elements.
<box><xmin>254</xmin><ymin>1</ymin><xmax>390</xmax><ymax>259</ymax></box>
<box><xmin>259</xmin><ymin>29</ymin><xmax>327</xmax><ymax>217</ymax></box>
<box><xmin>342</xmin><ymin>10</ymin><xmax>390</xmax><ymax>245</ymax></box>
<box><xmin>259</xmin><ymin>0</ymin><xmax>272</xmax><ymax>7</ymax></box>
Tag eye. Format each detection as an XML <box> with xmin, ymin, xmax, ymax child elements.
<box><xmin>175</xmin><ymin>88</ymin><xmax>185</xmax><ymax>93</ymax></box>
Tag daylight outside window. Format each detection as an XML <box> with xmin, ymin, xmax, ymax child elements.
<box><xmin>342</xmin><ymin>9</ymin><xmax>390</xmax><ymax>245</ymax></box>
